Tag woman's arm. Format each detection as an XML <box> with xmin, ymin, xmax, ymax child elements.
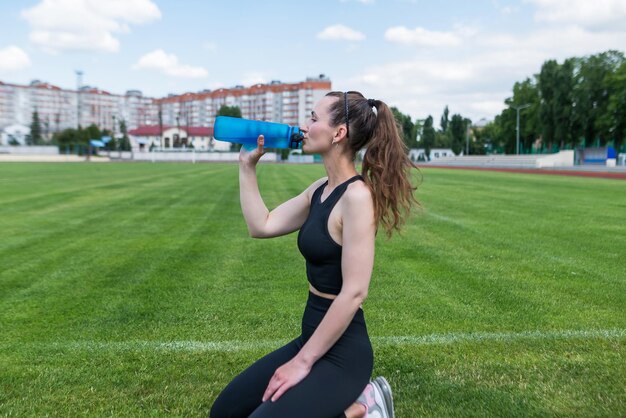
<box><xmin>239</xmin><ymin>163</ymin><xmax>326</xmax><ymax>238</ymax></box>
<box><xmin>238</xmin><ymin>135</ymin><xmax>326</xmax><ymax>238</ymax></box>
<box><xmin>239</xmin><ymin>163</ymin><xmax>270</xmax><ymax>237</ymax></box>
<box><xmin>293</xmin><ymin>183</ymin><xmax>376</xmax><ymax>367</ymax></box>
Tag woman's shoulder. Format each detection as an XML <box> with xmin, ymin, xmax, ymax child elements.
<box><xmin>343</xmin><ymin>177</ymin><xmax>373</xmax><ymax>206</ymax></box>
<box><xmin>348</xmin><ymin>175</ymin><xmax>371</xmax><ymax>194</ymax></box>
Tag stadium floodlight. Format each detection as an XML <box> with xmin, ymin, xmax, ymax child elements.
<box><xmin>510</xmin><ymin>103</ymin><xmax>531</xmax><ymax>155</ymax></box>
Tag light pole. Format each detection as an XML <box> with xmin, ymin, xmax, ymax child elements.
<box><xmin>75</xmin><ymin>70</ymin><xmax>83</xmax><ymax>129</ymax></box>
<box><xmin>112</xmin><ymin>115</ymin><xmax>118</xmax><ymax>158</ymax></box>
<box><xmin>176</xmin><ymin>112</ymin><xmax>180</xmax><ymax>148</ymax></box>
<box><xmin>510</xmin><ymin>103</ymin><xmax>530</xmax><ymax>155</ymax></box>
<box><xmin>465</xmin><ymin>122</ymin><xmax>471</xmax><ymax>156</ymax></box>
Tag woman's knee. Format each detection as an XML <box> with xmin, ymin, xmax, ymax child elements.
<box><xmin>209</xmin><ymin>385</ymin><xmax>252</xmax><ymax>418</ymax></box>
<box><xmin>210</xmin><ymin>396</ymin><xmax>251</xmax><ymax>418</ymax></box>
<box><xmin>209</xmin><ymin>338</ymin><xmax>302</xmax><ymax>418</ymax></box>
<box><xmin>209</xmin><ymin>390</ymin><xmax>232</xmax><ymax>418</ymax></box>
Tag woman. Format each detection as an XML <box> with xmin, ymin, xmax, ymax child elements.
<box><xmin>210</xmin><ymin>91</ymin><xmax>422</xmax><ymax>418</ymax></box>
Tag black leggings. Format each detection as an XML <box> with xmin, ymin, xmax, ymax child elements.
<box><xmin>210</xmin><ymin>290</ymin><xmax>374</xmax><ymax>418</ymax></box>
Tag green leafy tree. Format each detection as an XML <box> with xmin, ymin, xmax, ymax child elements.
<box><xmin>604</xmin><ymin>61</ymin><xmax>626</xmax><ymax>151</ymax></box>
<box><xmin>217</xmin><ymin>105</ymin><xmax>242</xmax><ymax>118</ymax></box>
<box><xmin>538</xmin><ymin>59</ymin><xmax>559</xmax><ymax>150</ymax></box>
<box><xmin>575</xmin><ymin>50</ymin><xmax>626</xmax><ymax>146</ymax></box>
<box><xmin>433</xmin><ymin>105</ymin><xmax>453</xmax><ymax>149</ymax></box>
<box><xmin>30</xmin><ymin>111</ymin><xmax>43</xmax><ymax>145</ymax></box>
<box><xmin>469</xmin><ymin>125</ymin><xmax>489</xmax><ymax>155</ymax></box>
<box><xmin>434</xmin><ymin>131</ymin><xmax>451</xmax><ymax>148</ymax></box>
<box><xmin>440</xmin><ymin>105</ymin><xmax>449</xmax><ymax>133</ymax></box>
<box><xmin>497</xmin><ymin>78</ymin><xmax>541</xmax><ymax>153</ymax></box>
<box><xmin>84</xmin><ymin>123</ymin><xmax>102</xmax><ymax>142</ymax></box>
<box><xmin>553</xmin><ymin>58</ymin><xmax>575</xmax><ymax>148</ymax></box>
<box><xmin>52</xmin><ymin>128</ymin><xmax>83</xmax><ymax>145</ymax></box>
<box><xmin>390</xmin><ymin>106</ymin><xmax>417</xmax><ymax>149</ymax></box>
<box><xmin>421</xmin><ymin>115</ymin><xmax>436</xmax><ymax>160</ymax></box>
<box><xmin>478</xmin><ymin>121</ymin><xmax>501</xmax><ymax>154</ymax></box>
<box><xmin>449</xmin><ymin>114</ymin><xmax>469</xmax><ymax>155</ymax></box>
<box><xmin>118</xmin><ymin>120</ymin><xmax>131</xmax><ymax>151</ymax></box>
<box><xmin>413</xmin><ymin>119</ymin><xmax>424</xmax><ymax>145</ymax></box>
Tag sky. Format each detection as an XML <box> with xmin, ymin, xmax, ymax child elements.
<box><xmin>1</xmin><ymin>0</ymin><xmax>625</xmax><ymax>123</ymax></box>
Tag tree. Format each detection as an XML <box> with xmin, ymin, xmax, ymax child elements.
<box><xmin>30</xmin><ymin>111</ymin><xmax>43</xmax><ymax>145</ymax></box>
<box><xmin>390</xmin><ymin>106</ymin><xmax>417</xmax><ymax>148</ymax></box>
<box><xmin>469</xmin><ymin>125</ymin><xmax>490</xmax><ymax>155</ymax></box>
<box><xmin>434</xmin><ymin>131</ymin><xmax>451</xmax><ymax>148</ymax></box>
<box><xmin>538</xmin><ymin>59</ymin><xmax>559</xmax><ymax>150</ymax></box>
<box><xmin>217</xmin><ymin>105</ymin><xmax>242</xmax><ymax>118</ymax></box>
<box><xmin>553</xmin><ymin>58</ymin><xmax>575</xmax><ymax>148</ymax></box>
<box><xmin>513</xmin><ymin>78</ymin><xmax>540</xmax><ymax>152</ymax></box>
<box><xmin>118</xmin><ymin>119</ymin><xmax>131</xmax><ymax>151</ymax></box>
<box><xmin>421</xmin><ymin>116</ymin><xmax>436</xmax><ymax>160</ymax></box>
<box><xmin>449</xmin><ymin>114</ymin><xmax>468</xmax><ymax>155</ymax></box>
<box><xmin>414</xmin><ymin>119</ymin><xmax>424</xmax><ymax>144</ymax></box>
<box><xmin>52</xmin><ymin>128</ymin><xmax>82</xmax><ymax>145</ymax></box>
<box><xmin>84</xmin><ymin>123</ymin><xmax>102</xmax><ymax>143</ymax></box>
<box><xmin>604</xmin><ymin>61</ymin><xmax>626</xmax><ymax>151</ymax></box>
<box><xmin>574</xmin><ymin>50</ymin><xmax>626</xmax><ymax>146</ymax></box>
<box><xmin>440</xmin><ymin>105</ymin><xmax>449</xmax><ymax>133</ymax></box>
<box><xmin>497</xmin><ymin>78</ymin><xmax>541</xmax><ymax>153</ymax></box>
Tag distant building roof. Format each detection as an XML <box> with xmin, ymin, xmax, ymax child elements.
<box><xmin>474</xmin><ymin>118</ymin><xmax>492</xmax><ymax>128</ymax></box>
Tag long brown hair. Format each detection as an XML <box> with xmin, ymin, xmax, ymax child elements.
<box><xmin>325</xmin><ymin>91</ymin><xmax>423</xmax><ymax>239</ymax></box>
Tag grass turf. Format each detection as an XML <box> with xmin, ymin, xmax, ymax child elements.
<box><xmin>0</xmin><ymin>162</ymin><xmax>624</xmax><ymax>417</ymax></box>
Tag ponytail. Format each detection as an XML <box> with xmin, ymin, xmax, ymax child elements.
<box><xmin>325</xmin><ymin>91</ymin><xmax>423</xmax><ymax>239</ymax></box>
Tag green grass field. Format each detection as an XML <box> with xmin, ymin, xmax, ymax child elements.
<box><xmin>1</xmin><ymin>162</ymin><xmax>624</xmax><ymax>417</ymax></box>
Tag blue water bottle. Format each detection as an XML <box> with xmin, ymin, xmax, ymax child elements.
<box><xmin>213</xmin><ymin>116</ymin><xmax>304</xmax><ymax>151</ymax></box>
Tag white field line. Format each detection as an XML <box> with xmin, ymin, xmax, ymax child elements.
<box><xmin>3</xmin><ymin>328</ymin><xmax>625</xmax><ymax>353</ymax></box>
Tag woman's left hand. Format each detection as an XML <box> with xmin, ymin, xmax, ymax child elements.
<box><xmin>262</xmin><ymin>357</ymin><xmax>312</xmax><ymax>402</ymax></box>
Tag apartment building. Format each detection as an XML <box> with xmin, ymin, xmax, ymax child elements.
<box><xmin>0</xmin><ymin>75</ymin><xmax>331</xmax><ymax>138</ymax></box>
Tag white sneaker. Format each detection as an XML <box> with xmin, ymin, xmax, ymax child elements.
<box><xmin>355</xmin><ymin>376</ymin><xmax>395</xmax><ymax>418</ymax></box>
<box><xmin>373</xmin><ymin>376</ymin><xmax>394</xmax><ymax>418</ymax></box>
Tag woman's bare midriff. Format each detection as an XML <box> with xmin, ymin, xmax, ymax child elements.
<box><xmin>309</xmin><ymin>284</ymin><xmax>364</xmax><ymax>309</ymax></box>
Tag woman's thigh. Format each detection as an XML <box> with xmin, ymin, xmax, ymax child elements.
<box><xmin>209</xmin><ymin>337</ymin><xmax>301</xmax><ymax>418</ymax></box>
<box><xmin>248</xmin><ymin>357</ymin><xmax>369</xmax><ymax>418</ymax></box>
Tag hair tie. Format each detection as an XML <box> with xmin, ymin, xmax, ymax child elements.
<box><xmin>367</xmin><ymin>98</ymin><xmax>378</xmax><ymax>116</ymax></box>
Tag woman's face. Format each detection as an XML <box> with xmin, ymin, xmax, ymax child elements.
<box><xmin>300</xmin><ymin>96</ymin><xmax>342</xmax><ymax>154</ymax></box>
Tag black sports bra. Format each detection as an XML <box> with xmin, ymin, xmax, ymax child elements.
<box><xmin>297</xmin><ymin>174</ymin><xmax>365</xmax><ymax>295</ymax></box>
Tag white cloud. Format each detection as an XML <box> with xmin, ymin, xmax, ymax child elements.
<box><xmin>384</xmin><ymin>26</ymin><xmax>463</xmax><ymax>47</ymax></box>
<box><xmin>21</xmin><ymin>0</ymin><xmax>161</xmax><ymax>53</ymax></box>
<box><xmin>132</xmin><ymin>49</ymin><xmax>208</xmax><ymax>78</ymax></box>
<box><xmin>526</xmin><ymin>0</ymin><xmax>626</xmax><ymax>31</ymax></box>
<box><xmin>346</xmin><ymin>22</ymin><xmax>626</xmax><ymax>121</ymax></box>
<box><xmin>477</xmin><ymin>25</ymin><xmax>626</xmax><ymax>58</ymax></box>
<box><xmin>317</xmin><ymin>24</ymin><xmax>366</xmax><ymax>41</ymax></box>
<box><xmin>0</xmin><ymin>46</ymin><xmax>31</xmax><ymax>72</ymax></box>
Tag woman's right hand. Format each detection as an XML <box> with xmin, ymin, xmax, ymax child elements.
<box><xmin>239</xmin><ymin>135</ymin><xmax>267</xmax><ymax>167</ymax></box>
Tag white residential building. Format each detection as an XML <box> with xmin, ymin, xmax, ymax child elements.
<box><xmin>0</xmin><ymin>75</ymin><xmax>331</xmax><ymax>137</ymax></box>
